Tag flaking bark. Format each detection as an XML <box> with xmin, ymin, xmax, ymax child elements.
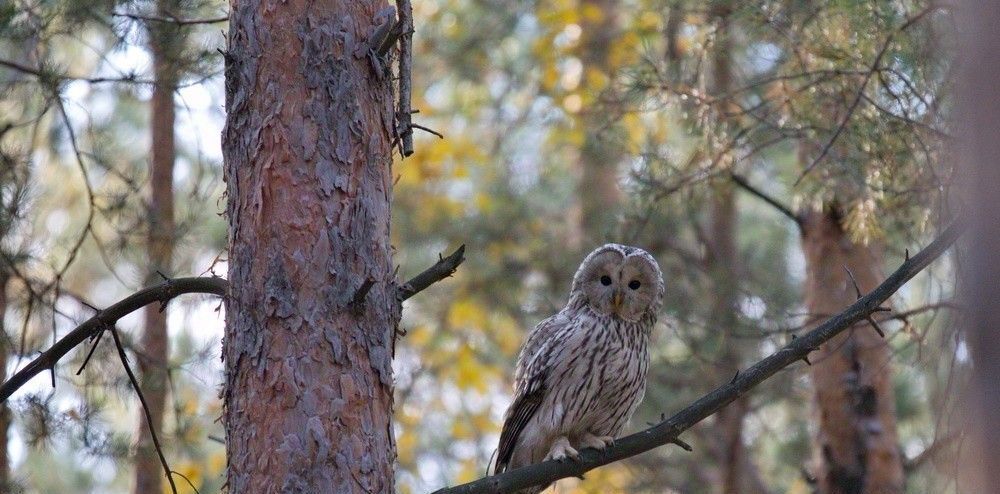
<box><xmin>221</xmin><ymin>0</ymin><xmax>400</xmax><ymax>491</ymax></box>
<box><xmin>801</xmin><ymin>209</ymin><xmax>904</xmax><ymax>494</ymax></box>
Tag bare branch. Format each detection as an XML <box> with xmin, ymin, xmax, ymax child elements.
<box><xmin>904</xmin><ymin>433</ymin><xmax>959</xmax><ymax>474</ymax></box>
<box><xmin>112</xmin><ymin>11</ymin><xmax>229</xmax><ymax>26</ymax></box>
<box><xmin>0</xmin><ymin>277</ymin><xmax>227</xmax><ymax>403</ymax></box>
<box><xmin>398</xmin><ymin>245</ymin><xmax>466</xmax><ymax>301</ymax></box>
<box><xmin>0</xmin><ymin>58</ymin><xmax>149</xmax><ymax>85</ymax></box>
<box><xmin>0</xmin><ymin>246</ymin><xmax>466</xmax><ymax>402</ymax></box>
<box><xmin>432</xmin><ymin>221</ymin><xmax>963</xmax><ymax>494</ymax></box>
<box><xmin>730</xmin><ymin>174</ymin><xmax>802</xmax><ymax>228</ymax></box>
<box><xmin>108</xmin><ymin>326</ymin><xmax>178</xmax><ymax>494</ymax></box>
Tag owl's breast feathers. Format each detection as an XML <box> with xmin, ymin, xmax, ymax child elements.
<box><xmin>493</xmin><ymin>309</ymin><xmax>652</xmax><ymax>475</ymax></box>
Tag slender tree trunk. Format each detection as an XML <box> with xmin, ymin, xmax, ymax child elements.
<box><xmin>801</xmin><ymin>209</ymin><xmax>903</xmax><ymax>494</ymax></box>
<box><xmin>570</xmin><ymin>0</ymin><xmax>621</xmax><ymax>249</ymax></box>
<box><xmin>708</xmin><ymin>185</ymin><xmax>753</xmax><ymax>494</ymax></box>
<box><xmin>957</xmin><ymin>0</ymin><xmax>1000</xmax><ymax>490</ymax></box>
<box><xmin>133</xmin><ymin>4</ymin><xmax>178</xmax><ymax>492</ymax></box>
<box><xmin>222</xmin><ymin>1</ymin><xmax>399</xmax><ymax>491</ymax></box>
<box><xmin>705</xmin><ymin>7</ymin><xmax>765</xmax><ymax>493</ymax></box>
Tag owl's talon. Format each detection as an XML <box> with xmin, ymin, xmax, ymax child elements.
<box><xmin>544</xmin><ymin>436</ymin><xmax>580</xmax><ymax>462</ymax></box>
<box><xmin>580</xmin><ymin>433</ymin><xmax>615</xmax><ymax>451</ymax></box>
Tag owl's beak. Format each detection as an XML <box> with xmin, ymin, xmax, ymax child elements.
<box><xmin>612</xmin><ymin>290</ymin><xmax>623</xmax><ymax>313</ymax></box>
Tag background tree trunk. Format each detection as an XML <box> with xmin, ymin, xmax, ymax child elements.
<box><xmin>221</xmin><ymin>0</ymin><xmax>399</xmax><ymax>491</ymax></box>
<box><xmin>706</xmin><ymin>7</ymin><xmax>765</xmax><ymax>492</ymax></box>
<box><xmin>958</xmin><ymin>0</ymin><xmax>1000</xmax><ymax>490</ymax></box>
<box><xmin>569</xmin><ymin>0</ymin><xmax>621</xmax><ymax>249</ymax></box>
<box><xmin>134</xmin><ymin>4</ymin><xmax>178</xmax><ymax>492</ymax></box>
<box><xmin>801</xmin><ymin>209</ymin><xmax>903</xmax><ymax>494</ymax></box>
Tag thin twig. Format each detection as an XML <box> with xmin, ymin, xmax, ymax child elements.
<box><xmin>730</xmin><ymin>173</ymin><xmax>802</xmax><ymax>228</ymax></box>
<box><xmin>411</xmin><ymin>123</ymin><xmax>444</xmax><ymax>139</ymax></box>
<box><xmin>0</xmin><ymin>58</ymin><xmax>149</xmax><ymax>85</ymax></box>
<box><xmin>109</xmin><ymin>326</ymin><xmax>178</xmax><ymax>494</ymax></box>
<box><xmin>845</xmin><ymin>266</ymin><xmax>888</xmax><ymax>337</ymax></box>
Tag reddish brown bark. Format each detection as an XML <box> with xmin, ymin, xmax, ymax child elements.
<box><xmin>133</xmin><ymin>4</ymin><xmax>178</xmax><ymax>492</ymax></box>
<box><xmin>221</xmin><ymin>0</ymin><xmax>399</xmax><ymax>491</ymax></box>
<box><xmin>801</xmin><ymin>209</ymin><xmax>903</xmax><ymax>494</ymax></box>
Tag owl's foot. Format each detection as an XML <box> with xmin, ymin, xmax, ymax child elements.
<box><xmin>580</xmin><ymin>432</ymin><xmax>615</xmax><ymax>451</ymax></box>
<box><xmin>544</xmin><ymin>436</ymin><xmax>579</xmax><ymax>462</ymax></box>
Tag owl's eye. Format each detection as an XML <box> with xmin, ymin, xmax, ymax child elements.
<box><xmin>628</xmin><ymin>280</ymin><xmax>641</xmax><ymax>290</ymax></box>
<box><xmin>600</xmin><ymin>275</ymin><xmax>612</xmax><ymax>286</ymax></box>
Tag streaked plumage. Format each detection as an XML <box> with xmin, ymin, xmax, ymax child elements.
<box><xmin>493</xmin><ymin>244</ymin><xmax>664</xmax><ymax>492</ymax></box>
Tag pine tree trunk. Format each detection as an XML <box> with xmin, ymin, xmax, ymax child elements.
<box><xmin>708</xmin><ymin>184</ymin><xmax>751</xmax><ymax>494</ymax></box>
<box><xmin>221</xmin><ymin>0</ymin><xmax>399</xmax><ymax>491</ymax></box>
<box><xmin>706</xmin><ymin>6</ymin><xmax>764</xmax><ymax>493</ymax></box>
<box><xmin>570</xmin><ymin>0</ymin><xmax>621</xmax><ymax>248</ymax></box>
<box><xmin>801</xmin><ymin>209</ymin><xmax>903</xmax><ymax>494</ymax></box>
<box><xmin>133</xmin><ymin>4</ymin><xmax>178</xmax><ymax>492</ymax></box>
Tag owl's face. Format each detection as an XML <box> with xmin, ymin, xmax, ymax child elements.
<box><xmin>573</xmin><ymin>244</ymin><xmax>664</xmax><ymax>322</ymax></box>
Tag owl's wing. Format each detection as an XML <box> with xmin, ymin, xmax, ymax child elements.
<box><xmin>513</xmin><ymin>312</ymin><xmax>569</xmax><ymax>382</ymax></box>
<box><xmin>494</xmin><ymin>313</ymin><xmax>569</xmax><ymax>475</ymax></box>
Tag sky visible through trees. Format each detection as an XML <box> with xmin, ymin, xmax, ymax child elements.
<box><xmin>0</xmin><ymin>0</ymin><xmax>972</xmax><ymax>493</ymax></box>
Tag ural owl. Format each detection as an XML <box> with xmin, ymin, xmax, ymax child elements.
<box><xmin>493</xmin><ymin>244</ymin><xmax>664</xmax><ymax>491</ymax></box>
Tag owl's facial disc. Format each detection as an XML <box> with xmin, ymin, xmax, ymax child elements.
<box><xmin>576</xmin><ymin>245</ymin><xmax>662</xmax><ymax>322</ymax></box>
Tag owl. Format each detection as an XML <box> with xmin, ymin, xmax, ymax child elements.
<box><xmin>493</xmin><ymin>244</ymin><xmax>664</xmax><ymax>492</ymax></box>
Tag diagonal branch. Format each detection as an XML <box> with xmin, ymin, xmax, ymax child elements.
<box><xmin>730</xmin><ymin>173</ymin><xmax>802</xmax><ymax>228</ymax></box>
<box><xmin>432</xmin><ymin>221</ymin><xmax>963</xmax><ymax>494</ymax></box>
<box><xmin>398</xmin><ymin>245</ymin><xmax>466</xmax><ymax>301</ymax></box>
<box><xmin>112</xmin><ymin>11</ymin><xmax>229</xmax><ymax>26</ymax></box>
<box><xmin>0</xmin><ymin>246</ymin><xmax>466</xmax><ymax>402</ymax></box>
<box><xmin>0</xmin><ymin>277</ymin><xmax>227</xmax><ymax>403</ymax></box>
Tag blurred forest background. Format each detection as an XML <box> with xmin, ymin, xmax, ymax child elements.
<box><xmin>0</xmin><ymin>0</ymin><xmax>961</xmax><ymax>493</ymax></box>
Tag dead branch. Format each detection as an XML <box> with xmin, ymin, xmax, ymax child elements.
<box><xmin>432</xmin><ymin>221</ymin><xmax>963</xmax><ymax>494</ymax></box>
<box><xmin>397</xmin><ymin>245</ymin><xmax>466</xmax><ymax>301</ymax></box>
<box><xmin>112</xmin><ymin>11</ymin><xmax>229</xmax><ymax>26</ymax></box>
<box><xmin>0</xmin><ymin>58</ymin><xmax>150</xmax><ymax>85</ymax></box>
<box><xmin>730</xmin><ymin>173</ymin><xmax>802</xmax><ymax>228</ymax></box>
<box><xmin>0</xmin><ymin>277</ymin><xmax>227</xmax><ymax>403</ymax></box>
<box><xmin>108</xmin><ymin>326</ymin><xmax>178</xmax><ymax>494</ymax></box>
<box><xmin>397</xmin><ymin>0</ymin><xmax>415</xmax><ymax>156</ymax></box>
<box><xmin>1</xmin><ymin>246</ymin><xmax>466</xmax><ymax>402</ymax></box>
